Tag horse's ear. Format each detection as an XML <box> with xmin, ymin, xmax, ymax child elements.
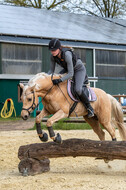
<box><xmin>29</xmin><ymin>84</ymin><xmax>36</xmax><ymax>92</ymax></box>
<box><xmin>19</xmin><ymin>83</ymin><xmax>24</xmax><ymax>89</ymax></box>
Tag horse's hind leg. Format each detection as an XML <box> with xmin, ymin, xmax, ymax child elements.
<box><xmin>99</xmin><ymin>121</ymin><xmax>116</xmax><ymax>163</ymax></box>
<box><xmin>83</xmin><ymin>116</ymin><xmax>105</xmax><ymax>141</ymax></box>
<box><xmin>100</xmin><ymin>121</ymin><xmax>116</xmax><ymax>141</ymax></box>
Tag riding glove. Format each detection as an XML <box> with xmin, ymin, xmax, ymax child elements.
<box><xmin>52</xmin><ymin>79</ymin><xmax>62</xmax><ymax>85</ymax></box>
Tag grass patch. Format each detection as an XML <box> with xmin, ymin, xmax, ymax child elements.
<box><xmin>30</xmin><ymin>120</ymin><xmax>91</xmax><ymax>130</ymax></box>
<box><xmin>0</xmin><ymin>117</ymin><xmax>21</xmax><ymax>122</ymax></box>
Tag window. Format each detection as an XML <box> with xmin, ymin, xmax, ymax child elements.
<box><xmin>2</xmin><ymin>44</ymin><xmax>42</xmax><ymax>74</ymax></box>
<box><xmin>96</xmin><ymin>50</ymin><xmax>126</xmax><ymax>78</ymax></box>
<box><xmin>74</xmin><ymin>48</ymin><xmax>86</xmax><ymax>65</ymax></box>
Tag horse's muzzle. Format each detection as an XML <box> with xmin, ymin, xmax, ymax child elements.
<box><xmin>21</xmin><ymin>110</ymin><xmax>30</xmax><ymax>120</ymax></box>
<box><xmin>22</xmin><ymin>115</ymin><xmax>29</xmax><ymax>120</ymax></box>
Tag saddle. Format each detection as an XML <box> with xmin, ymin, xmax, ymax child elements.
<box><xmin>67</xmin><ymin>79</ymin><xmax>97</xmax><ymax>117</ymax></box>
<box><xmin>67</xmin><ymin>79</ymin><xmax>97</xmax><ymax>102</ymax></box>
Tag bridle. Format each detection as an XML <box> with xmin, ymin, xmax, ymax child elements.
<box><xmin>22</xmin><ymin>85</ymin><xmax>53</xmax><ymax>115</ymax></box>
<box><xmin>22</xmin><ymin>91</ymin><xmax>38</xmax><ymax>115</ymax></box>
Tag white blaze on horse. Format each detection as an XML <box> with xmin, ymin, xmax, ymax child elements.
<box><xmin>20</xmin><ymin>72</ymin><xmax>126</xmax><ymax>143</ymax></box>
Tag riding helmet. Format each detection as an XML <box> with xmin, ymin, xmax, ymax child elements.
<box><xmin>49</xmin><ymin>39</ymin><xmax>61</xmax><ymax>51</ymax></box>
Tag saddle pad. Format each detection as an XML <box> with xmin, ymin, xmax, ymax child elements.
<box><xmin>67</xmin><ymin>79</ymin><xmax>79</xmax><ymax>102</ymax></box>
<box><xmin>67</xmin><ymin>79</ymin><xmax>97</xmax><ymax>102</ymax></box>
<box><xmin>88</xmin><ymin>87</ymin><xmax>97</xmax><ymax>102</ymax></box>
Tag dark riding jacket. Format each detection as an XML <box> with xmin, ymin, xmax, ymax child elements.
<box><xmin>48</xmin><ymin>48</ymin><xmax>88</xmax><ymax>84</ymax></box>
<box><xmin>53</xmin><ymin>48</ymin><xmax>76</xmax><ymax>71</ymax></box>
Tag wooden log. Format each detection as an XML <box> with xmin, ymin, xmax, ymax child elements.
<box><xmin>18</xmin><ymin>158</ymin><xmax>50</xmax><ymax>176</ymax></box>
<box><xmin>18</xmin><ymin>138</ymin><xmax>126</xmax><ymax>161</ymax></box>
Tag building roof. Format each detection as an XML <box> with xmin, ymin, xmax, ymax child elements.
<box><xmin>0</xmin><ymin>4</ymin><xmax>126</xmax><ymax>45</ymax></box>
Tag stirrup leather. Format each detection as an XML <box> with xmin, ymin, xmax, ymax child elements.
<box><xmin>87</xmin><ymin>108</ymin><xmax>94</xmax><ymax>118</ymax></box>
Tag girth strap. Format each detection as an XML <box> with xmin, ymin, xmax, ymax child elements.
<box><xmin>68</xmin><ymin>102</ymin><xmax>78</xmax><ymax>117</ymax></box>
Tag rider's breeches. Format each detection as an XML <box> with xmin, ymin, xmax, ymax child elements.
<box><xmin>74</xmin><ymin>65</ymin><xmax>87</xmax><ymax>96</ymax></box>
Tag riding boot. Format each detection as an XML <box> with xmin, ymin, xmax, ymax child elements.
<box><xmin>79</xmin><ymin>90</ymin><xmax>94</xmax><ymax>118</ymax></box>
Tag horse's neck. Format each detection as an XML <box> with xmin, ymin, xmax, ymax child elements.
<box><xmin>36</xmin><ymin>78</ymin><xmax>67</xmax><ymax>100</ymax></box>
<box><xmin>36</xmin><ymin>76</ymin><xmax>51</xmax><ymax>90</ymax></box>
<box><xmin>35</xmin><ymin>76</ymin><xmax>52</xmax><ymax>97</ymax></box>
<box><xmin>36</xmin><ymin>74</ymin><xmax>61</xmax><ymax>90</ymax></box>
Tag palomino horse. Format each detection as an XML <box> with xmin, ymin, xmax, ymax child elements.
<box><xmin>20</xmin><ymin>72</ymin><xmax>126</xmax><ymax>143</ymax></box>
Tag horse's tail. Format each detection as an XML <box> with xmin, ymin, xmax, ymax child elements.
<box><xmin>107</xmin><ymin>94</ymin><xmax>126</xmax><ymax>140</ymax></box>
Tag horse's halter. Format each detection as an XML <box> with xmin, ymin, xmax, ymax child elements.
<box><xmin>22</xmin><ymin>85</ymin><xmax>54</xmax><ymax>115</ymax></box>
<box><xmin>22</xmin><ymin>91</ymin><xmax>38</xmax><ymax>115</ymax></box>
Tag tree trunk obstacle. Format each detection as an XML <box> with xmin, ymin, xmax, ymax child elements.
<box><xmin>18</xmin><ymin>138</ymin><xmax>126</xmax><ymax>176</ymax></box>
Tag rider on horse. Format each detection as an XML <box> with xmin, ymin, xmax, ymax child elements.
<box><xmin>48</xmin><ymin>38</ymin><xmax>94</xmax><ymax>118</ymax></box>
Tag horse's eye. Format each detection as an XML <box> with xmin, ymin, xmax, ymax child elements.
<box><xmin>28</xmin><ymin>98</ymin><xmax>32</xmax><ymax>102</ymax></box>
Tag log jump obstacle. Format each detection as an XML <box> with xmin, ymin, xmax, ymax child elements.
<box><xmin>18</xmin><ymin>138</ymin><xmax>126</xmax><ymax>176</ymax></box>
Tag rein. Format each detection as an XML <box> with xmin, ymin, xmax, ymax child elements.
<box><xmin>51</xmin><ymin>73</ymin><xmax>78</xmax><ymax>117</ymax></box>
<box><xmin>22</xmin><ymin>85</ymin><xmax>54</xmax><ymax>115</ymax></box>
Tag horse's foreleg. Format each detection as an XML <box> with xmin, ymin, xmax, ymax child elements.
<box><xmin>35</xmin><ymin>108</ymin><xmax>50</xmax><ymax>142</ymax></box>
<box><xmin>36</xmin><ymin>108</ymin><xmax>50</xmax><ymax>123</ymax></box>
<box><xmin>46</xmin><ymin>109</ymin><xmax>68</xmax><ymax>143</ymax></box>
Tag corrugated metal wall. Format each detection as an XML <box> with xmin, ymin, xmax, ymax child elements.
<box><xmin>86</xmin><ymin>49</ymin><xmax>93</xmax><ymax>77</ymax></box>
<box><xmin>96</xmin><ymin>79</ymin><xmax>126</xmax><ymax>95</ymax></box>
<box><xmin>0</xmin><ymin>43</ymin><xmax>2</xmax><ymax>74</ymax></box>
<box><xmin>42</xmin><ymin>46</ymin><xmax>51</xmax><ymax>72</ymax></box>
<box><xmin>0</xmin><ymin>44</ymin><xmax>51</xmax><ymax>116</ymax></box>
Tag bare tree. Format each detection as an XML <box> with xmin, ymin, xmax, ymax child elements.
<box><xmin>67</xmin><ymin>0</ymin><xmax>126</xmax><ymax>18</ymax></box>
<box><xmin>2</xmin><ymin>0</ymin><xmax>126</xmax><ymax>18</ymax></box>
<box><xmin>4</xmin><ymin>0</ymin><xmax>67</xmax><ymax>9</ymax></box>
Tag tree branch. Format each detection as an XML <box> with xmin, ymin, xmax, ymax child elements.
<box><xmin>47</xmin><ymin>0</ymin><xmax>67</xmax><ymax>10</ymax></box>
<box><xmin>68</xmin><ymin>0</ymin><xmax>99</xmax><ymax>17</ymax></box>
<box><xmin>27</xmin><ymin>0</ymin><xmax>37</xmax><ymax>7</ymax></box>
<box><xmin>92</xmin><ymin>0</ymin><xmax>104</xmax><ymax>17</ymax></box>
<box><xmin>112</xmin><ymin>0</ymin><xmax>118</xmax><ymax>18</ymax></box>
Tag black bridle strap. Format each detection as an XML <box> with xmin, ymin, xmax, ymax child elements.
<box><xmin>51</xmin><ymin>73</ymin><xmax>54</xmax><ymax>81</ymax></box>
<box><xmin>41</xmin><ymin>85</ymin><xmax>53</xmax><ymax>101</ymax></box>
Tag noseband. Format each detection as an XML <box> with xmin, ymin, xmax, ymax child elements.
<box><xmin>22</xmin><ymin>91</ymin><xmax>38</xmax><ymax>115</ymax></box>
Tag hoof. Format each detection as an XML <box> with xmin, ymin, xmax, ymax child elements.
<box><xmin>54</xmin><ymin>133</ymin><xmax>62</xmax><ymax>144</ymax></box>
<box><xmin>112</xmin><ymin>138</ymin><xmax>117</xmax><ymax>141</ymax></box>
<box><xmin>39</xmin><ymin>133</ymin><xmax>48</xmax><ymax>142</ymax></box>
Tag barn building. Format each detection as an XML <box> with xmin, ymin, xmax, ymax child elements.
<box><xmin>0</xmin><ymin>4</ymin><xmax>126</xmax><ymax>116</ymax></box>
